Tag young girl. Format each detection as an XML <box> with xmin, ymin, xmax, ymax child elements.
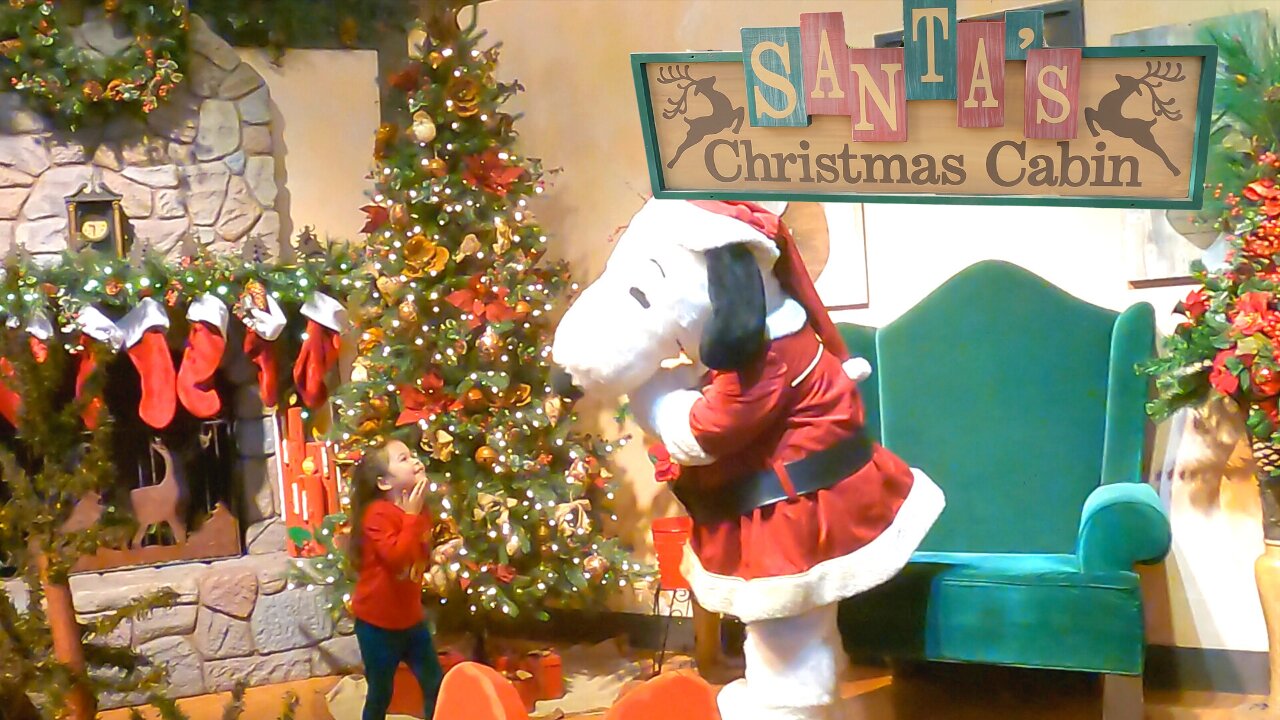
<box><xmin>349</xmin><ymin>439</ymin><xmax>443</xmax><ymax>720</ymax></box>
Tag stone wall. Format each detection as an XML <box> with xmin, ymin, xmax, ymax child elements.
<box><xmin>70</xmin><ymin>553</ymin><xmax>358</xmax><ymax>706</ymax></box>
<box><xmin>0</xmin><ymin>13</ymin><xmax>280</xmax><ymax>260</ymax></box>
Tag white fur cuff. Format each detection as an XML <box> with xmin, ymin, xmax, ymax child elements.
<box><xmin>187</xmin><ymin>294</ymin><xmax>229</xmax><ymax>335</ymax></box>
<box><xmin>301</xmin><ymin>292</ymin><xmax>348</xmax><ymax>333</ymax></box>
<box><xmin>655</xmin><ymin>389</ymin><xmax>714</xmax><ymax>466</ymax></box>
<box><xmin>843</xmin><ymin>357</ymin><xmax>872</xmax><ymax>383</ymax></box>
<box><xmin>242</xmin><ymin>294</ymin><xmax>287</xmax><ymax>341</ymax></box>
<box><xmin>76</xmin><ymin>306</ymin><xmax>124</xmax><ymax>350</ymax></box>
<box><xmin>25</xmin><ymin>312</ymin><xmax>53</xmax><ymax>341</ymax></box>
<box><xmin>119</xmin><ymin>298</ymin><xmax>170</xmax><ymax>349</ymax></box>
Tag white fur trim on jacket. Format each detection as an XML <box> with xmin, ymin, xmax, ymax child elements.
<box><xmin>187</xmin><ymin>293</ymin><xmax>228</xmax><ymax>335</ymax></box>
<box><xmin>119</xmin><ymin>298</ymin><xmax>170</xmax><ymax>349</ymax></box>
<box><xmin>76</xmin><ymin>306</ymin><xmax>124</xmax><ymax>350</ymax></box>
<box><xmin>765</xmin><ymin>298</ymin><xmax>806</xmax><ymax>340</ymax></box>
<box><xmin>301</xmin><ymin>292</ymin><xmax>348</xmax><ymax>333</ymax></box>
<box><xmin>682</xmin><ymin>469</ymin><xmax>945</xmax><ymax>623</ymax></box>
<box><xmin>242</xmin><ymin>294</ymin><xmax>287</xmax><ymax>341</ymax></box>
<box><xmin>843</xmin><ymin>357</ymin><xmax>872</xmax><ymax>383</ymax></box>
<box><xmin>654</xmin><ymin>388</ymin><xmax>714</xmax><ymax>466</ymax></box>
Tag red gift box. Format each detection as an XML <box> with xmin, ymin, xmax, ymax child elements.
<box><xmin>506</xmin><ymin>670</ymin><xmax>539</xmax><ymax>713</ymax></box>
<box><xmin>439</xmin><ymin>648</ymin><xmax>466</xmax><ymax>675</ymax></box>
<box><xmin>522</xmin><ymin>649</ymin><xmax>564</xmax><ymax>700</ymax></box>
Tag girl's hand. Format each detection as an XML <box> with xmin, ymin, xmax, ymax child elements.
<box><xmin>398</xmin><ymin>479</ymin><xmax>429</xmax><ymax>515</ymax></box>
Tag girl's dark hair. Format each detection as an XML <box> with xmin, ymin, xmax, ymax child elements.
<box><xmin>347</xmin><ymin>444</ymin><xmax>391</xmax><ymax>573</ymax></box>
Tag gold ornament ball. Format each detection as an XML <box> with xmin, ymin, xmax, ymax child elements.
<box><xmin>398</xmin><ymin>300</ymin><xmax>418</xmax><ymax>323</ymax></box>
<box><xmin>426</xmin><ymin>157</ymin><xmax>448</xmax><ymax>178</ymax></box>
<box><xmin>514</xmin><ymin>300</ymin><xmax>532</xmax><ymax>316</ymax></box>
<box><xmin>464</xmin><ymin>387</ymin><xmax>488</xmax><ymax>410</ymax></box>
<box><xmin>390</xmin><ymin>203</ymin><xmax>410</xmax><ymax>230</ymax></box>
<box><xmin>428</xmin><ymin>50</ymin><xmax>445</xmax><ymax>69</ymax></box>
<box><xmin>475</xmin><ymin>445</ymin><xmax>498</xmax><ymax>467</ymax></box>
<box><xmin>584</xmin><ymin>554</ymin><xmax>608</xmax><ymax>579</ymax></box>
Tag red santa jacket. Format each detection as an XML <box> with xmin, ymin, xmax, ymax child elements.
<box><xmin>667</xmin><ymin>325</ymin><xmax>945</xmax><ymax>623</ymax></box>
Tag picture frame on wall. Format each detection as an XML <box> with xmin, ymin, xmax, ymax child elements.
<box><xmin>777</xmin><ymin>202</ymin><xmax>871</xmax><ymax>310</ymax></box>
<box><xmin>1122</xmin><ymin>209</ymin><xmax>1228</xmax><ymax>289</ymax></box>
<box><xmin>1113</xmin><ymin>10</ymin><xmax>1267</xmax><ymax>288</ymax></box>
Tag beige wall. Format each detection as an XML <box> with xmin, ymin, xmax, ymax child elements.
<box><xmin>471</xmin><ymin>0</ymin><xmax>1280</xmax><ymax>649</ymax></box>
<box><xmin>239</xmin><ymin>48</ymin><xmax>381</xmax><ymax>247</ymax></box>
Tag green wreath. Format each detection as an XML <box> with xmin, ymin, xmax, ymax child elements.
<box><xmin>0</xmin><ymin>0</ymin><xmax>189</xmax><ymax>130</ymax></box>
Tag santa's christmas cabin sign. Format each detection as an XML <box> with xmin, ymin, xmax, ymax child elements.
<box><xmin>632</xmin><ymin>4</ymin><xmax>1215</xmax><ymax>209</ymax></box>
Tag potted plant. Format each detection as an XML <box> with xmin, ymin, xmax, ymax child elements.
<box><xmin>1143</xmin><ymin>15</ymin><xmax>1280</xmax><ymax>713</ymax></box>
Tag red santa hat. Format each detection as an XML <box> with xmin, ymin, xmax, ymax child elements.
<box><xmin>670</xmin><ymin>199</ymin><xmax>869</xmax><ymax>381</ymax></box>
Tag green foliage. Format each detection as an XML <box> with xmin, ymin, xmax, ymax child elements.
<box><xmin>0</xmin><ymin>0</ymin><xmax>189</xmax><ymax>130</ymax></box>
<box><xmin>0</xmin><ymin>328</ymin><xmax>186</xmax><ymax>716</ymax></box>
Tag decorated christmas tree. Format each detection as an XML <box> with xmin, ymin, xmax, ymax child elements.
<box><xmin>297</xmin><ymin>4</ymin><xmax>643</xmax><ymax>635</ymax></box>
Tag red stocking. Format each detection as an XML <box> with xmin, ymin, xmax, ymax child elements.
<box><xmin>244</xmin><ymin>330</ymin><xmax>279</xmax><ymax>410</ymax></box>
<box><xmin>293</xmin><ymin>319</ymin><xmax>341</xmax><ymax>409</ymax></box>
<box><xmin>177</xmin><ymin>295</ymin><xmax>228</xmax><ymax>419</ymax></box>
<box><xmin>293</xmin><ymin>293</ymin><xmax>348</xmax><ymax>409</ymax></box>
<box><xmin>0</xmin><ymin>358</ymin><xmax>19</xmax><ymax>428</ymax></box>
<box><xmin>121</xmin><ymin>299</ymin><xmax>175</xmax><ymax>430</ymax></box>
<box><xmin>75</xmin><ymin>342</ymin><xmax>104</xmax><ymax>430</ymax></box>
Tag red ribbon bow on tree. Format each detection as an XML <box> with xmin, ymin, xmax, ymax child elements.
<box><xmin>446</xmin><ymin>275</ymin><xmax>516</xmax><ymax>329</ymax></box>
<box><xmin>360</xmin><ymin>204</ymin><xmax>390</xmax><ymax>235</ymax></box>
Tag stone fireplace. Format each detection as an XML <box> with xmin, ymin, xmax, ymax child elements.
<box><xmin>0</xmin><ymin>13</ymin><xmax>353</xmax><ymax>704</ymax></box>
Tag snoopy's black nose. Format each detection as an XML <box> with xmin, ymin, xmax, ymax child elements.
<box><xmin>550</xmin><ymin>366</ymin><xmax>584</xmax><ymax>401</ymax></box>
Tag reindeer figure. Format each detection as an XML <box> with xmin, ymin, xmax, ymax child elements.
<box><xmin>1084</xmin><ymin>61</ymin><xmax>1186</xmax><ymax>176</ymax></box>
<box><xmin>658</xmin><ymin>65</ymin><xmax>745</xmax><ymax>169</ymax></box>
<box><xmin>130</xmin><ymin>438</ymin><xmax>190</xmax><ymax>547</ymax></box>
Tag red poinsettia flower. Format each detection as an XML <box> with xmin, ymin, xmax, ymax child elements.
<box><xmin>462</xmin><ymin>148</ymin><xmax>524</xmax><ymax>197</ymax></box>
<box><xmin>1211</xmin><ymin>349</ymin><xmax>1242</xmax><ymax>396</ymax></box>
<box><xmin>360</xmin><ymin>204</ymin><xmax>390</xmax><ymax>234</ymax></box>
<box><xmin>1180</xmin><ymin>289</ymin><xmax>1209</xmax><ymax>319</ymax></box>
<box><xmin>648</xmin><ymin>443</ymin><xmax>681</xmax><ymax>483</ymax></box>
<box><xmin>396</xmin><ymin>371</ymin><xmax>453</xmax><ymax>426</ymax></box>
<box><xmin>1233</xmin><ymin>291</ymin><xmax>1275</xmax><ymax>336</ymax></box>
<box><xmin>446</xmin><ymin>275</ymin><xmax>516</xmax><ymax>329</ymax></box>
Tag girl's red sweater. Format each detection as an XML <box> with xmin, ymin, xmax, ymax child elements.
<box><xmin>351</xmin><ymin>499</ymin><xmax>433</xmax><ymax>630</ymax></box>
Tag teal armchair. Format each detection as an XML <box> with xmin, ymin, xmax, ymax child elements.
<box><xmin>836</xmin><ymin>261</ymin><xmax>1170</xmax><ymax>710</ymax></box>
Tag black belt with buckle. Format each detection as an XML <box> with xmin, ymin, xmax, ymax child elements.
<box><xmin>673</xmin><ymin>432</ymin><xmax>875</xmax><ymax>523</ymax></box>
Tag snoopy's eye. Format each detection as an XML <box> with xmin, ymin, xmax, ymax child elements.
<box><xmin>629</xmin><ymin>287</ymin><xmax>651</xmax><ymax>309</ymax></box>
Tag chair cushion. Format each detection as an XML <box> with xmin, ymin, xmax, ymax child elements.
<box><xmin>839</xmin><ymin>553</ymin><xmax>1145</xmax><ymax>675</ymax></box>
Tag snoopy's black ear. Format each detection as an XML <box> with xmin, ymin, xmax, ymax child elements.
<box><xmin>700</xmin><ymin>243</ymin><xmax>767</xmax><ymax>371</ymax></box>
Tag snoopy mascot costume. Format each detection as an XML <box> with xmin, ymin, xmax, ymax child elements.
<box><xmin>552</xmin><ymin>198</ymin><xmax>945</xmax><ymax>720</ymax></box>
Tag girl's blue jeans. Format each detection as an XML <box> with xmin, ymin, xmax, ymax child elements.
<box><xmin>354</xmin><ymin>618</ymin><xmax>443</xmax><ymax>720</ymax></box>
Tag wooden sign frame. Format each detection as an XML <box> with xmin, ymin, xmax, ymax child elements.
<box><xmin>632</xmin><ymin>45</ymin><xmax>1216</xmax><ymax>209</ymax></box>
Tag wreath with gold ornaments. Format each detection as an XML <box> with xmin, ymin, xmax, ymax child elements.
<box><xmin>0</xmin><ymin>0</ymin><xmax>189</xmax><ymax>130</ymax></box>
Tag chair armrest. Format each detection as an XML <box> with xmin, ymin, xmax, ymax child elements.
<box><xmin>1076</xmin><ymin>482</ymin><xmax>1171</xmax><ymax>573</ymax></box>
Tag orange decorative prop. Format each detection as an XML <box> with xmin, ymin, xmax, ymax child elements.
<box><xmin>651</xmin><ymin>516</ymin><xmax>694</xmax><ymax>590</ymax></box>
<box><xmin>433</xmin><ymin>662</ymin><xmax>530</xmax><ymax>720</ymax></box>
<box><xmin>605</xmin><ymin>672</ymin><xmax>721</xmax><ymax>720</ymax></box>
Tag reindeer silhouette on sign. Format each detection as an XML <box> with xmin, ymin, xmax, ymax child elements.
<box><xmin>1084</xmin><ymin>61</ymin><xmax>1186</xmax><ymax>176</ymax></box>
<box><xmin>658</xmin><ymin>65</ymin><xmax>745</xmax><ymax>169</ymax></box>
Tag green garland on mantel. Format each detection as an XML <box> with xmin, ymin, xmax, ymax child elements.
<box><xmin>189</xmin><ymin>0</ymin><xmax>418</xmax><ymax>59</ymax></box>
